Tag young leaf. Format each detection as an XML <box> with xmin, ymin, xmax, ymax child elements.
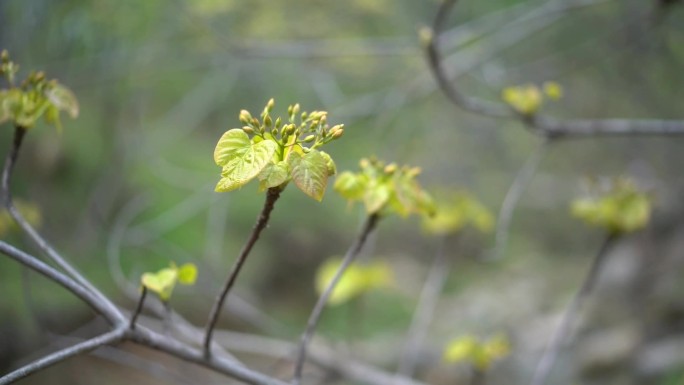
<box><xmin>315</xmin><ymin>258</ymin><xmax>393</xmax><ymax>306</ymax></box>
<box><xmin>214</xmin><ymin>129</ymin><xmax>278</xmax><ymax>192</ymax></box>
<box><xmin>364</xmin><ymin>182</ymin><xmax>391</xmax><ymax>214</ymax></box>
<box><xmin>257</xmin><ymin>161</ymin><xmax>289</xmax><ymax>191</ymax></box>
<box><xmin>333</xmin><ymin>171</ymin><xmax>367</xmax><ymax>200</ymax></box>
<box><xmin>178</xmin><ymin>263</ymin><xmax>198</xmax><ymax>285</ymax></box>
<box><xmin>289</xmin><ymin>149</ymin><xmax>329</xmax><ymax>201</ymax></box>
<box><xmin>45</xmin><ymin>83</ymin><xmax>79</xmax><ymax>118</ymax></box>
<box><xmin>141</xmin><ymin>267</ymin><xmax>178</xmax><ymax>301</ymax></box>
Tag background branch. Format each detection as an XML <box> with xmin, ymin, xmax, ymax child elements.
<box><xmin>293</xmin><ymin>213</ymin><xmax>380</xmax><ymax>384</ymax></box>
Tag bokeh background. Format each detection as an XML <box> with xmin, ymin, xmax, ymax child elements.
<box><xmin>1</xmin><ymin>0</ymin><xmax>684</xmax><ymax>384</ymax></box>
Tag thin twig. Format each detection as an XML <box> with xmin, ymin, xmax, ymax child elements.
<box><xmin>529</xmin><ymin>233</ymin><xmax>617</xmax><ymax>385</ymax></box>
<box><xmin>293</xmin><ymin>213</ymin><xmax>381</xmax><ymax>385</ymax></box>
<box><xmin>0</xmin><ymin>327</ymin><xmax>126</xmax><ymax>385</ymax></box>
<box><xmin>396</xmin><ymin>235</ymin><xmax>450</xmax><ymax>378</ymax></box>
<box><xmin>492</xmin><ymin>138</ymin><xmax>549</xmax><ymax>260</ymax></box>
<box><xmin>0</xmin><ymin>241</ymin><xmax>122</xmax><ymax>325</ymax></box>
<box><xmin>1</xmin><ymin>126</ymin><xmax>125</xmax><ymax>325</ymax></box>
<box><xmin>425</xmin><ymin>0</ymin><xmax>684</xmax><ymax>137</ymax></box>
<box><xmin>203</xmin><ymin>186</ymin><xmax>283</xmax><ymax>355</ymax></box>
<box><xmin>130</xmin><ymin>287</ymin><xmax>147</xmax><ymax>330</ymax></box>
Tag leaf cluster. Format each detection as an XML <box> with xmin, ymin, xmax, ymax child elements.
<box><xmin>141</xmin><ymin>262</ymin><xmax>198</xmax><ymax>301</ymax></box>
<box><xmin>501</xmin><ymin>81</ymin><xmax>562</xmax><ymax>116</ymax></box>
<box><xmin>214</xmin><ymin>99</ymin><xmax>342</xmax><ymax>201</ymax></box>
<box><xmin>334</xmin><ymin>157</ymin><xmax>435</xmax><ymax>217</ymax></box>
<box><xmin>422</xmin><ymin>191</ymin><xmax>493</xmax><ymax>236</ymax></box>
<box><xmin>0</xmin><ymin>50</ymin><xmax>79</xmax><ymax>130</ymax></box>
<box><xmin>570</xmin><ymin>177</ymin><xmax>652</xmax><ymax>235</ymax></box>
<box><xmin>443</xmin><ymin>334</ymin><xmax>510</xmax><ymax>371</ymax></box>
<box><xmin>315</xmin><ymin>257</ymin><xmax>393</xmax><ymax>306</ymax></box>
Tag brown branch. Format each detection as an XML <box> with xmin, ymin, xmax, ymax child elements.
<box><xmin>130</xmin><ymin>287</ymin><xmax>147</xmax><ymax>330</ymax></box>
<box><xmin>203</xmin><ymin>186</ymin><xmax>283</xmax><ymax>355</ymax></box>
<box><xmin>293</xmin><ymin>213</ymin><xmax>380</xmax><ymax>385</ymax></box>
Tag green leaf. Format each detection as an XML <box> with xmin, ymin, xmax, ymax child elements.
<box><xmin>315</xmin><ymin>258</ymin><xmax>393</xmax><ymax>306</ymax></box>
<box><xmin>214</xmin><ymin>129</ymin><xmax>278</xmax><ymax>192</ymax></box>
<box><xmin>214</xmin><ymin>129</ymin><xmax>251</xmax><ymax>166</ymax></box>
<box><xmin>289</xmin><ymin>149</ymin><xmax>329</xmax><ymax>201</ymax></box>
<box><xmin>177</xmin><ymin>263</ymin><xmax>198</xmax><ymax>285</ymax></box>
<box><xmin>364</xmin><ymin>182</ymin><xmax>391</xmax><ymax>214</ymax></box>
<box><xmin>258</xmin><ymin>161</ymin><xmax>289</xmax><ymax>191</ymax></box>
<box><xmin>319</xmin><ymin>150</ymin><xmax>336</xmax><ymax>176</ymax></box>
<box><xmin>45</xmin><ymin>83</ymin><xmax>79</xmax><ymax>118</ymax></box>
<box><xmin>141</xmin><ymin>267</ymin><xmax>178</xmax><ymax>301</ymax></box>
<box><xmin>334</xmin><ymin>171</ymin><xmax>367</xmax><ymax>200</ymax></box>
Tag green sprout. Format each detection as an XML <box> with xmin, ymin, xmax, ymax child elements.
<box><xmin>443</xmin><ymin>334</ymin><xmax>510</xmax><ymax>371</ymax></box>
<box><xmin>213</xmin><ymin>99</ymin><xmax>342</xmax><ymax>201</ymax></box>
<box><xmin>141</xmin><ymin>262</ymin><xmax>198</xmax><ymax>301</ymax></box>
<box><xmin>501</xmin><ymin>81</ymin><xmax>563</xmax><ymax>116</ymax></box>
<box><xmin>0</xmin><ymin>50</ymin><xmax>79</xmax><ymax>130</ymax></box>
<box><xmin>315</xmin><ymin>257</ymin><xmax>393</xmax><ymax>306</ymax></box>
<box><xmin>570</xmin><ymin>177</ymin><xmax>652</xmax><ymax>235</ymax></box>
<box><xmin>334</xmin><ymin>157</ymin><xmax>435</xmax><ymax>217</ymax></box>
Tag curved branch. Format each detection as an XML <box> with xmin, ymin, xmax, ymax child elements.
<box><xmin>0</xmin><ymin>241</ymin><xmax>122</xmax><ymax>325</ymax></box>
<box><xmin>293</xmin><ymin>213</ymin><xmax>380</xmax><ymax>384</ymax></box>
<box><xmin>425</xmin><ymin>0</ymin><xmax>684</xmax><ymax>137</ymax></box>
<box><xmin>0</xmin><ymin>328</ymin><xmax>126</xmax><ymax>385</ymax></box>
<box><xmin>492</xmin><ymin>138</ymin><xmax>549</xmax><ymax>260</ymax></box>
<box><xmin>1</xmin><ymin>126</ymin><xmax>126</xmax><ymax>325</ymax></box>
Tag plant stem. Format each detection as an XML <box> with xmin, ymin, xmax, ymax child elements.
<box><xmin>0</xmin><ymin>126</ymin><xmax>26</xmax><ymax>204</ymax></box>
<box><xmin>203</xmin><ymin>187</ymin><xmax>283</xmax><ymax>355</ymax></box>
<box><xmin>292</xmin><ymin>213</ymin><xmax>380</xmax><ymax>385</ymax></box>
<box><xmin>130</xmin><ymin>287</ymin><xmax>147</xmax><ymax>330</ymax></box>
<box><xmin>529</xmin><ymin>233</ymin><xmax>617</xmax><ymax>385</ymax></box>
<box><xmin>396</xmin><ymin>235</ymin><xmax>450</xmax><ymax>378</ymax></box>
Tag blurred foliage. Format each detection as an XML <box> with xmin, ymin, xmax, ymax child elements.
<box><xmin>0</xmin><ymin>199</ymin><xmax>41</xmax><ymax>236</ymax></box>
<box><xmin>1</xmin><ymin>0</ymin><xmax>684</xmax><ymax>383</ymax></box>
<box><xmin>422</xmin><ymin>191</ymin><xmax>493</xmax><ymax>235</ymax></box>
<box><xmin>314</xmin><ymin>257</ymin><xmax>393</xmax><ymax>306</ymax></box>
<box><xmin>571</xmin><ymin>177</ymin><xmax>652</xmax><ymax>235</ymax></box>
<box><xmin>443</xmin><ymin>333</ymin><xmax>511</xmax><ymax>371</ymax></box>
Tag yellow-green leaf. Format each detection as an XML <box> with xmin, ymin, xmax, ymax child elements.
<box><xmin>334</xmin><ymin>171</ymin><xmax>367</xmax><ymax>201</ymax></box>
<box><xmin>45</xmin><ymin>83</ymin><xmax>79</xmax><ymax>118</ymax></box>
<box><xmin>364</xmin><ymin>182</ymin><xmax>391</xmax><ymax>214</ymax></box>
<box><xmin>214</xmin><ymin>130</ymin><xmax>278</xmax><ymax>192</ymax></box>
<box><xmin>258</xmin><ymin>160</ymin><xmax>289</xmax><ymax>191</ymax></box>
<box><xmin>141</xmin><ymin>267</ymin><xmax>178</xmax><ymax>301</ymax></box>
<box><xmin>289</xmin><ymin>149</ymin><xmax>329</xmax><ymax>201</ymax></box>
<box><xmin>319</xmin><ymin>150</ymin><xmax>336</xmax><ymax>176</ymax></box>
<box><xmin>315</xmin><ymin>258</ymin><xmax>393</xmax><ymax>306</ymax></box>
<box><xmin>177</xmin><ymin>263</ymin><xmax>198</xmax><ymax>285</ymax></box>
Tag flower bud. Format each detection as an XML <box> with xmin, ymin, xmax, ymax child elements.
<box><xmin>239</xmin><ymin>110</ymin><xmax>252</xmax><ymax>125</ymax></box>
<box><xmin>264</xmin><ymin>115</ymin><xmax>272</xmax><ymax>128</ymax></box>
<box><xmin>275</xmin><ymin>117</ymin><xmax>282</xmax><ymax>129</ymax></box>
<box><xmin>266</xmin><ymin>98</ymin><xmax>275</xmax><ymax>111</ymax></box>
<box><xmin>303</xmin><ymin>134</ymin><xmax>316</xmax><ymax>143</ymax></box>
<box><xmin>242</xmin><ymin>126</ymin><xmax>254</xmax><ymax>134</ymax></box>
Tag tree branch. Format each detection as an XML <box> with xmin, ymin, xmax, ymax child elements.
<box><xmin>0</xmin><ymin>241</ymin><xmax>122</xmax><ymax>325</ymax></box>
<box><xmin>1</xmin><ymin>125</ymin><xmax>126</xmax><ymax>325</ymax></box>
<box><xmin>0</xmin><ymin>328</ymin><xmax>126</xmax><ymax>385</ymax></box>
<box><xmin>492</xmin><ymin>138</ymin><xmax>549</xmax><ymax>260</ymax></box>
<box><xmin>203</xmin><ymin>186</ymin><xmax>283</xmax><ymax>355</ymax></box>
<box><xmin>529</xmin><ymin>233</ymin><xmax>616</xmax><ymax>385</ymax></box>
<box><xmin>425</xmin><ymin>0</ymin><xmax>684</xmax><ymax>138</ymax></box>
<box><xmin>293</xmin><ymin>213</ymin><xmax>380</xmax><ymax>384</ymax></box>
<box><xmin>396</xmin><ymin>235</ymin><xmax>450</xmax><ymax>378</ymax></box>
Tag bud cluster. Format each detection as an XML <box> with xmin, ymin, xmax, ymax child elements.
<box><xmin>1</xmin><ymin>49</ymin><xmax>19</xmax><ymax>85</ymax></box>
<box><xmin>359</xmin><ymin>156</ymin><xmax>421</xmax><ymax>180</ymax></box>
<box><xmin>238</xmin><ymin>98</ymin><xmax>344</xmax><ymax>152</ymax></box>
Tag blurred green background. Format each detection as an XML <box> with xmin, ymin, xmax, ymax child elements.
<box><xmin>2</xmin><ymin>0</ymin><xmax>684</xmax><ymax>384</ymax></box>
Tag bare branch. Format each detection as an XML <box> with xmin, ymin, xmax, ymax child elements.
<box><xmin>0</xmin><ymin>241</ymin><xmax>122</xmax><ymax>325</ymax></box>
<box><xmin>130</xmin><ymin>287</ymin><xmax>147</xmax><ymax>330</ymax></box>
<box><xmin>293</xmin><ymin>213</ymin><xmax>380</xmax><ymax>384</ymax></box>
<box><xmin>0</xmin><ymin>328</ymin><xmax>126</xmax><ymax>385</ymax></box>
<box><xmin>396</xmin><ymin>235</ymin><xmax>450</xmax><ymax>378</ymax></box>
<box><xmin>203</xmin><ymin>187</ymin><xmax>283</xmax><ymax>355</ymax></box>
<box><xmin>530</xmin><ymin>234</ymin><xmax>616</xmax><ymax>385</ymax></box>
<box><xmin>130</xmin><ymin>327</ymin><xmax>289</xmax><ymax>385</ymax></box>
<box><xmin>425</xmin><ymin>0</ymin><xmax>684</xmax><ymax>138</ymax></box>
<box><xmin>1</xmin><ymin>126</ymin><xmax>126</xmax><ymax>325</ymax></box>
<box><xmin>492</xmin><ymin>138</ymin><xmax>549</xmax><ymax>260</ymax></box>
